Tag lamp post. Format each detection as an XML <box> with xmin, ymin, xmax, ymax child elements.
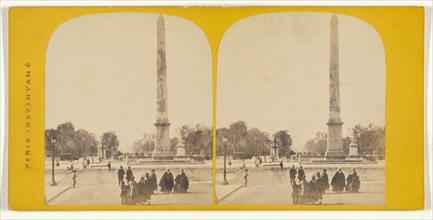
<box><xmin>223</xmin><ymin>137</ymin><xmax>229</xmax><ymax>185</ymax></box>
<box><xmin>254</xmin><ymin>136</ymin><xmax>258</xmax><ymax>159</ymax></box>
<box><xmin>82</xmin><ymin>138</ymin><xmax>86</xmax><ymax>168</ymax></box>
<box><xmin>50</xmin><ymin>137</ymin><xmax>57</xmax><ymax>186</ymax></box>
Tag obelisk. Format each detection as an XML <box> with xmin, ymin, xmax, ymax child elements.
<box><xmin>325</xmin><ymin>14</ymin><xmax>345</xmax><ymax>159</ymax></box>
<box><xmin>153</xmin><ymin>15</ymin><xmax>171</xmax><ymax>159</ymax></box>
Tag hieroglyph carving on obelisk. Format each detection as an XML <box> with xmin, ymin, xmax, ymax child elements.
<box><xmin>153</xmin><ymin>15</ymin><xmax>171</xmax><ymax>159</ymax></box>
<box><xmin>325</xmin><ymin>14</ymin><xmax>345</xmax><ymax>159</ymax></box>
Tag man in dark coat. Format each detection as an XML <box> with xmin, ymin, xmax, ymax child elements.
<box><xmin>331</xmin><ymin>168</ymin><xmax>345</xmax><ymax>193</ymax></box>
<box><xmin>289</xmin><ymin>165</ymin><xmax>297</xmax><ymax>185</ymax></box>
<box><xmin>346</xmin><ymin>168</ymin><xmax>361</xmax><ymax>192</ymax></box>
<box><xmin>117</xmin><ymin>166</ymin><xmax>125</xmax><ymax>186</ymax></box>
<box><xmin>148</xmin><ymin>169</ymin><xmax>158</xmax><ymax>194</ymax></box>
<box><xmin>309</xmin><ymin>176</ymin><xmax>322</xmax><ymax>204</ymax></box>
<box><xmin>297</xmin><ymin>166</ymin><xmax>305</xmax><ymax>181</ymax></box>
<box><xmin>321</xmin><ymin>169</ymin><xmax>330</xmax><ymax>192</ymax></box>
<box><xmin>159</xmin><ymin>169</ymin><xmax>174</xmax><ymax>193</ymax></box>
<box><xmin>126</xmin><ymin>166</ymin><xmax>133</xmax><ymax>182</ymax></box>
<box><xmin>174</xmin><ymin>168</ymin><xmax>189</xmax><ymax>193</ymax></box>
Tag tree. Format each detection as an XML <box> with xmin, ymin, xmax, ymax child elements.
<box><xmin>228</xmin><ymin>121</ymin><xmax>248</xmax><ymax>150</ymax></box>
<box><xmin>305</xmin><ymin>132</ymin><xmax>327</xmax><ymax>154</ymax></box>
<box><xmin>102</xmin><ymin>132</ymin><xmax>119</xmax><ymax>158</ymax></box>
<box><xmin>349</xmin><ymin>124</ymin><xmax>385</xmax><ymax>156</ymax></box>
<box><xmin>179</xmin><ymin>124</ymin><xmax>212</xmax><ymax>156</ymax></box>
<box><xmin>274</xmin><ymin>130</ymin><xmax>293</xmax><ymax>156</ymax></box>
<box><xmin>133</xmin><ymin>133</ymin><xmax>155</xmax><ymax>156</ymax></box>
<box><xmin>245</xmin><ymin>127</ymin><xmax>270</xmax><ymax>157</ymax></box>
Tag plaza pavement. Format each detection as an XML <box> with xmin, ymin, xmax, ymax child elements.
<box><xmin>216</xmin><ymin>159</ymin><xmax>385</xmax><ymax>205</ymax></box>
<box><xmin>45</xmin><ymin>160</ymin><xmax>213</xmax><ymax>206</ymax></box>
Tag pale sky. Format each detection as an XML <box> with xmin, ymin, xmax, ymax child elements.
<box><xmin>217</xmin><ymin>13</ymin><xmax>385</xmax><ymax>151</ymax></box>
<box><xmin>46</xmin><ymin>13</ymin><xmax>212</xmax><ymax>152</ymax></box>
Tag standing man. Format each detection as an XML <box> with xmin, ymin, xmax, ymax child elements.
<box><xmin>321</xmin><ymin>169</ymin><xmax>330</xmax><ymax>192</ymax></box>
<box><xmin>297</xmin><ymin>166</ymin><xmax>305</xmax><ymax>181</ymax></box>
<box><xmin>159</xmin><ymin>169</ymin><xmax>174</xmax><ymax>193</ymax></box>
<box><xmin>126</xmin><ymin>166</ymin><xmax>133</xmax><ymax>182</ymax></box>
<box><xmin>107</xmin><ymin>161</ymin><xmax>112</xmax><ymax>172</ymax></box>
<box><xmin>289</xmin><ymin>165</ymin><xmax>297</xmax><ymax>185</ymax></box>
<box><xmin>331</xmin><ymin>168</ymin><xmax>345</xmax><ymax>193</ymax></box>
<box><xmin>70</xmin><ymin>160</ymin><xmax>74</xmax><ymax>171</ymax></box>
<box><xmin>279</xmin><ymin>160</ymin><xmax>284</xmax><ymax>170</ymax></box>
<box><xmin>244</xmin><ymin>169</ymin><xmax>249</xmax><ymax>187</ymax></box>
<box><xmin>117</xmin><ymin>166</ymin><xmax>125</xmax><ymax>186</ymax></box>
<box><xmin>242</xmin><ymin>159</ymin><xmax>246</xmax><ymax>170</ymax></box>
<box><xmin>149</xmin><ymin>169</ymin><xmax>158</xmax><ymax>194</ymax></box>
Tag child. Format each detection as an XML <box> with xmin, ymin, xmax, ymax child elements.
<box><xmin>244</xmin><ymin>169</ymin><xmax>249</xmax><ymax>187</ymax></box>
<box><xmin>72</xmin><ymin>170</ymin><xmax>77</xmax><ymax>188</ymax></box>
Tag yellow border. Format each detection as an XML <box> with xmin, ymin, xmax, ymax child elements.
<box><xmin>8</xmin><ymin>6</ymin><xmax>424</xmax><ymax>210</ymax></box>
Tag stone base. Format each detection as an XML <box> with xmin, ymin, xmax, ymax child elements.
<box><xmin>325</xmin><ymin>150</ymin><xmax>346</xmax><ymax>159</ymax></box>
<box><xmin>152</xmin><ymin>151</ymin><xmax>173</xmax><ymax>160</ymax></box>
<box><xmin>307</xmin><ymin>158</ymin><xmax>370</xmax><ymax>164</ymax></box>
<box><xmin>128</xmin><ymin>158</ymin><xmax>204</xmax><ymax>165</ymax></box>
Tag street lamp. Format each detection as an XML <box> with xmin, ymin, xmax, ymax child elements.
<box><xmin>82</xmin><ymin>138</ymin><xmax>86</xmax><ymax>168</ymax></box>
<box><xmin>50</xmin><ymin>137</ymin><xmax>57</xmax><ymax>186</ymax></box>
<box><xmin>254</xmin><ymin>136</ymin><xmax>258</xmax><ymax>159</ymax></box>
<box><xmin>223</xmin><ymin>137</ymin><xmax>229</xmax><ymax>185</ymax></box>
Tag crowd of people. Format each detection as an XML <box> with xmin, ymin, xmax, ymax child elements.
<box><xmin>290</xmin><ymin>166</ymin><xmax>361</xmax><ymax>205</ymax></box>
<box><xmin>117</xmin><ymin>166</ymin><xmax>189</xmax><ymax>205</ymax></box>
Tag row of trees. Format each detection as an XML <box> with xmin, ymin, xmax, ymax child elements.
<box><xmin>45</xmin><ymin>122</ymin><xmax>119</xmax><ymax>159</ymax></box>
<box><xmin>132</xmin><ymin>124</ymin><xmax>213</xmax><ymax>157</ymax></box>
<box><xmin>216</xmin><ymin>121</ymin><xmax>293</xmax><ymax>157</ymax></box>
<box><xmin>304</xmin><ymin>124</ymin><xmax>385</xmax><ymax>157</ymax></box>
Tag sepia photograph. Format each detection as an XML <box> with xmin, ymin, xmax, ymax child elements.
<box><xmin>44</xmin><ymin>13</ymin><xmax>213</xmax><ymax>206</ymax></box>
<box><xmin>216</xmin><ymin>13</ymin><xmax>386</xmax><ymax>205</ymax></box>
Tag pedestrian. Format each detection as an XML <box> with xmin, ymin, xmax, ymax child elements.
<box><xmin>143</xmin><ymin>173</ymin><xmax>152</xmax><ymax>204</ymax></box>
<box><xmin>345</xmin><ymin>168</ymin><xmax>361</xmax><ymax>192</ymax></box>
<box><xmin>117</xmin><ymin>166</ymin><xmax>125</xmax><ymax>186</ymax></box>
<box><xmin>174</xmin><ymin>168</ymin><xmax>189</xmax><ymax>193</ymax></box>
<box><xmin>309</xmin><ymin>176</ymin><xmax>322</xmax><ymax>204</ymax></box>
<box><xmin>299</xmin><ymin>175</ymin><xmax>309</xmax><ymax>204</ymax></box>
<box><xmin>321</xmin><ymin>169</ymin><xmax>330</xmax><ymax>192</ymax></box>
<box><xmin>289</xmin><ymin>165</ymin><xmax>297</xmax><ymax>185</ymax></box>
<box><xmin>228</xmin><ymin>159</ymin><xmax>232</xmax><ymax>172</ymax></box>
<box><xmin>107</xmin><ymin>161</ymin><xmax>111</xmax><ymax>172</ymax></box>
<box><xmin>244</xmin><ymin>169</ymin><xmax>249</xmax><ymax>187</ymax></box>
<box><xmin>70</xmin><ymin>160</ymin><xmax>74</xmax><ymax>171</ymax></box>
<box><xmin>137</xmin><ymin>177</ymin><xmax>146</xmax><ymax>204</ymax></box>
<box><xmin>242</xmin><ymin>159</ymin><xmax>246</xmax><ymax>170</ymax></box>
<box><xmin>72</xmin><ymin>170</ymin><xmax>77</xmax><ymax>188</ymax></box>
<box><xmin>149</xmin><ymin>169</ymin><xmax>158</xmax><ymax>193</ymax></box>
<box><xmin>120</xmin><ymin>181</ymin><xmax>129</xmax><ymax>205</ymax></box>
<box><xmin>331</xmin><ymin>168</ymin><xmax>345</xmax><ymax>193</ymax></box>
<box><xmin>159</xmin><ymin>169</ymin><xmax>174</xmax><ymax>193</ymax></box>
<box><xmin>297</xmin><ymin>166</ymin><xmax>305</xmax><ymax>181</ymax></box>
<box><xmin>55</xmin><ymin>160</ymin><xmax>60</xmax><ymax>167</ymax></box>
<box><xmin>87</xmin><ymin>158</ymin><xmax>90</xmax><ymax>167</ymax></box>
<box><xmin>127</xmin><ymin>176</ymin><xmax>138</xmax><ymax>205</ymax></box>
<box><xmin>279</xmin><ymin>161</ymin><xmax>284</xmax><ymax>170</ymax></box>
<box><xmin>291</xmin><ymin>180</ymin><xmax>301</xmax><ymax>205</ymax></box>
<box><xmin>126</xmin><ymin>166</ymin><xmax>133</xmax><ymax>182</ymax></box>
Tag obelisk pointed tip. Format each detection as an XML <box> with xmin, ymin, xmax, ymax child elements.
<box><xmin>158</xmin><ymin>14</ymin><xmax>164</xmax><ymax>22</ymax></box>
<box><xmin>331</xmin><ymin>14</ymin><xmax>338</xmax><ymax>21</ymax></box>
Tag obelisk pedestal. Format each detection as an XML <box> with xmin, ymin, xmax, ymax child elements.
<box><xmin>325</xmin><ymin>14</ymin><xmax>345</xmax><ymax>160</ymax></box>
<box><xmin>153</xmin><ymin>15</ymin><xmax>172</xmax><ymax>160</ymax></box>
